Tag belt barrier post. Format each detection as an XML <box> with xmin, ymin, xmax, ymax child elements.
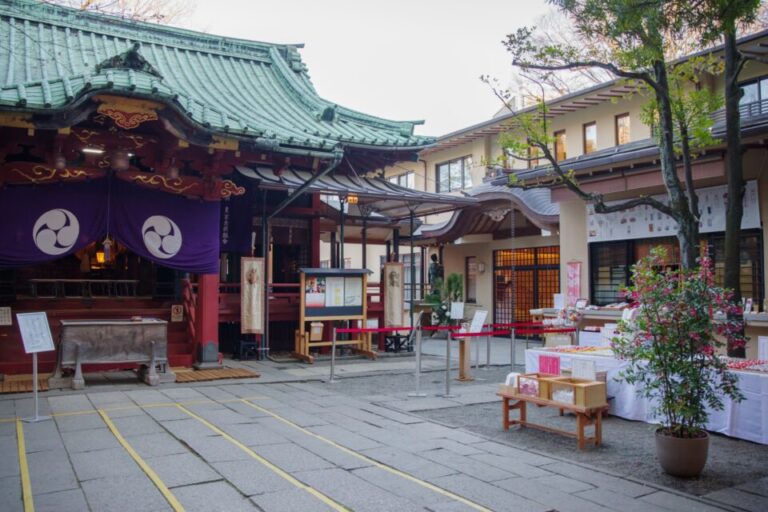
<box><xmin>485</xmin><ymin>332</ymin><xmax>491</xmax><ymax>370</ymax></box>
<box><xmin>474</xmin><ymin>334</ymin><xmax>479</xmax><ymax>370</ymax></box>
<box><xmin>408</xmin><ymin>326</ymin><xmax>426</xmax><ymax>397</ymax></box>
<box><xmin>442</xmin><ymin>333</ymin><xmax>454</xmax><ymax>397</ymax></box>
<box><xmin>510</xmin><ymin>327</ymin><xmax>516</xmax><ymax>371</ymax></box>
<box><xmin>329</xmin><ymin>327</ymin><xmax>338</xmax><ymax>384</ymax></box>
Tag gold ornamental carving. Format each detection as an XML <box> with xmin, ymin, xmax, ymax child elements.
<box><xmin>1</xmin><ymin>163</ymin><xmax>105</xmax><ymax>185</ymax></box>
<box><xmin>129</xmin><ymin>174</ymin><xmax>196</xmax><ymax>194</ymax></box>
<box><xmin>219</xmin><ymin>180</ymin><xmax>245</xmax><ymax>198</ymax></box>
<box><xmin>98</xmin><ymin>107</ymin><xmax>158</xmax><ymax>130</ymax></box>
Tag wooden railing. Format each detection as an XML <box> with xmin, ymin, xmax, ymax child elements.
<box><xmin>181</xmin><ymin>278</ymin><xmax>197</xmax><ymax>343</ymax></box>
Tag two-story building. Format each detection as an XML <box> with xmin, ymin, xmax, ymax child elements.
<box><xmin>362</xmin><ymin>29</ymin><xmax>768</xmax><ymax>355</ymax></box>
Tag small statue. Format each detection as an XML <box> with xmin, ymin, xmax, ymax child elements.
<box><xmin>428</xmin><ymin>254</ymin><xmax>444</xmax><ymax>294</ymax></box>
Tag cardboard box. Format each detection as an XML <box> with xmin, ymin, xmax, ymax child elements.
<box><xmin>548</xmin><ymin>378</ymin><xmax>607</xmax><ymax>408</ymax></box>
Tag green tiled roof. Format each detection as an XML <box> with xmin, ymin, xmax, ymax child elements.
<box><xmin>0</xmin><ymin>0</ymin><xmax>434</xmax><ymax>152</ymax></box>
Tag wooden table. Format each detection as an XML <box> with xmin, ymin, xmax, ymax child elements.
<box><xmin>498</xmin><ymin>390</ymin><xmax>608</xmax><ymax>450</ymax></box>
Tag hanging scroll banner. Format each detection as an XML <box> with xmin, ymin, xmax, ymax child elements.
<box><xmin>241</xmin><ymin>257</ymin><xmax>264</xmax><ymax>334</ymax></box>
<box><xmin>566</xmin><ymin>261</ymin><xmax>581</xmax><ymax>307</ymax></box>
<box><xmin>384</xmin><ymin>262</ymin><xmax>404</xmax><ymax>327</ymax></box>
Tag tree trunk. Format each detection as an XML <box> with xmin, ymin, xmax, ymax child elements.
<box><xmin>653</xmin><ymin>61</ymin><xmax>700</xmax><ymax>269</ymax></box>
<box><xmin>724</xmin><ymin>29</ymin><xmax>746</xmax><ymax>357</ymax></box>
<box><xmin>724</xmin><ymin>29</ymin><xmax>745</xmax><ymax>299</ymax></box>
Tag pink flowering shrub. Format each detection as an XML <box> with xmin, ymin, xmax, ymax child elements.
<box><xmin>612</xmin><ymin>248</ymin><xmax>744</xmax><ymax>438</ymax></box>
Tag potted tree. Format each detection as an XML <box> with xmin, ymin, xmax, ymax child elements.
<box><xmin>612</xmin><ymin>248</ymin><xmax>744</xmax><ymax>477</ymax></box>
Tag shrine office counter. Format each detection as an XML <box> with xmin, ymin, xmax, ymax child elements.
<box><xmin>531</xmin><ymin>308</ymin><xmax>768</xmax><ymax>359</ymax></box>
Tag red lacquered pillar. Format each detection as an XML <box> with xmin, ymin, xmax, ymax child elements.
<box><xmin>195</xmin><ymin>273</ymin><xmax>221</xmax><ymax>369</ymax></box>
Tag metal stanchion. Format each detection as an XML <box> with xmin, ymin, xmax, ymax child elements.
<box><xmin>441</xmin><ymin>333</ymin><xmax>455</xmax><ymax>397</ymax></box>
<box><xmin>408</xmin><ymin>325</ymin><xmax>426</xmax><ymax>397</ymax></box>
<box><xmin>329</xmin><ymin>327</ymin><xmax>338</xmax><ymax>384</ymax></box>
<box><xmin>474</xmin><ymin>335</ymin><xmax>479</xmax><ymax>370</ymax></box>
<box><xmin>485</xmin><ymin>333</ymin><xmax>491</xmax><ymax>370</ymax></box>
<box><xmin>24</xmin><ymin>352</ymin><xmax>50</xmax><ymax>423</ymax></box>
<box><xmin>510</xmin><ymin>327</ymin><xmax>516</xmax><ymax>371</ymax></box>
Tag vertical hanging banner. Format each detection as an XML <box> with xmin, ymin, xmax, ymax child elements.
<box><xmin>0</xmin><ymin>181</ymin><xmax>107</xmax><ymax>266</ymax></box>
<box><xmin>220</xmin><ymin>189</ymin><xmax>254</xmax><ymax>254</ymax></box>
<box><xmin>384</xmin><ymin>262</ymin><xmax>404</xmax><ymax>327</ymax></box>
<box><xmin>566</xmin><ymin>261</ymin><xmax>581</xmax><ymax>307</ymax></box>
<box><xmin>110</xmin><ymin>180</ymin><xmax>220</xmax><ymax>274</ymax></box>
<box><xmin>241</xmin><ymin>257</ymin><xmax>264</xmax><ymax>334</ymax></box>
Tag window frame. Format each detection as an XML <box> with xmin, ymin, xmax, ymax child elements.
<box><xmin>553</xmin><ymin>130</ymin><xmax>567</xmax><ymax>161</ymax></box>
<box><xmin>582</xmin><ymin>121</ymin><xmax>597</xmax><ymax>154</ymax></box>
<box><xmin>435</xmin><ymin>156</ymin><xmax>473</xmax><ymax>193</ymax></box>
<box><xmin>388</xmin><ymin>171</ymin><xmax>415</xmax><ymax>189</ymax></box>
<box><xmin>615</xmin><ymin>113</ymin><xmax>630</xmax><ymax>146</ymax></box>
<box><xmin>527</xmin><ymin>145</ymin><xmax>541</xmax><ymax>169</ymax></box>
<box><xmin>466</xmin><ymin>256</ymin><xmax>478</xmax><ymax>303</ymax></box>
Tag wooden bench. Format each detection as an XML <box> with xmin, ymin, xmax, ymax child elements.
<box><xmin>498</xmin><ymin>390</ymin><xmax>608</xmax><ymax>450</ymax></box>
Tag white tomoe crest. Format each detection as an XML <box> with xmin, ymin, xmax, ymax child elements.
<box><xmin>33</xmin><ymin>209</ymin><xmax>80</xmax><ymax>255</ymax></box>
<box><xmin>142</xmin><ymin>215</ymin><xmax>182</xmax><ymax>259</ymax></box>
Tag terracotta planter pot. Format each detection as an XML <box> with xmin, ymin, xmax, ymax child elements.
<box><xmin>655</xmin><ymin>429</ymin><xmax>709</xmax><ymax>477</ymax></box>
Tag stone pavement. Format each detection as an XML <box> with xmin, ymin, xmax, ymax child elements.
<box><xmin>0</xmin><ymin>372</ymin><xmax>741</xmax><ymax>512</ymax></box>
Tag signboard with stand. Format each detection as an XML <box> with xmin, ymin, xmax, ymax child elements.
<box><xmin>16</xmin><ymin>312</ymin><xmax>55</xmax><ymax>422</ymax></box>
<box><xmin>294</xmin><ymin>268</ymin><xmax>374</xmax><ymax>363</ymax></box>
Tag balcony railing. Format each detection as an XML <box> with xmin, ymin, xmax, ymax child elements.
<box><xmin>711</xmin><ymin>99</ymin><xmax>768</xmax><ymax>126</ymax></box>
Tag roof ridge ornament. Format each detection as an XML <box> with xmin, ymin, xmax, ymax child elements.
<box><xmin>96</xmin><ymin>43</ymin><xmax>163</xmax><ymax>79</ymax></box>
<box><xmin>318</xmin><ymin>104</ymin><xmax>337</xmax><ymax>123</ymax></box>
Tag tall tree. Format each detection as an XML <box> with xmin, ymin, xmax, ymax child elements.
<box><xmin>43</xmin><ymin>0</ymin><xmax>194</xmax><ymax>24</ymax></box>
<box><xmin>502</xmin><ymin>0</ymin><xmax>714</xmax><ymax>268</ymax></box>
<box><xmin>695</xmin><ymin>1</ymin><xmax>761</xmax><ymax>304</ymax></box>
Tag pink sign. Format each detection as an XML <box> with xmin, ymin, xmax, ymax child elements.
<box><xmin>539</xmin><ymin>355</ymin><xmax>561</xmax><ymax>375</ymax></box>
<box><xmin>566</xmin><ymin>261</ymin><xmax>581</xmax><ymax>307</ymax></box>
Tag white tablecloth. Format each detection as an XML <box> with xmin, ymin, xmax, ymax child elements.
<box><xmin>525</xmin><ymin>348</ymin><xmax>768</xmax><ymax>445</ymax></box>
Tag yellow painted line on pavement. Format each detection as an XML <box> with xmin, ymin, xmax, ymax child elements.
<box><xmin>16</xmin><ymin>419</ymin><xmax>34</xmax><ymax>512</ymax></box>
<box><xmin>98</xmin><ymin>410</ymin><xmax>185</xmax><ymax>512</ymax></box>
<box><xmin>0</xmin><ymin>395</ymin><xmax>271</xmax><ymax>422</ymax></box>
<box><xmin>240</xmin><ymin>399</ymin><xmax>493</xmax><ymax>512</ymax></box>
<box><xmin>175</xmin><ymin>404</ymin><xmax>349</xmax><ymax>512</ymax></box>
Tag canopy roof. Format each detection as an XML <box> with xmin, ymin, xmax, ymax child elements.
<box><xmin>0</xmin><ymin>0</ymin><xmax>433</xmax><ymax>154</ymax></box>
<box><xmin>237</xmin><ymin>166</ymin><xmax>476</xmax><ymax>220</ymax></box>
<box><xmin>414</xmin><ymin>183</ymin><xmax>559</xmax><ymax>243</ymax></box>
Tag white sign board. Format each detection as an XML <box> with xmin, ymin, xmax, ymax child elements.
<box><xmin>572</xmin><ymin>359</ymin><xmax>597</xmax><ymax>381</ymax></box>
<box><xmin>468</xmin><ymin>310</ymin><xmax>488</xmax><ymax>334</ymax></box>
<box><xmin>450</xmin><ymin>302</ymin><xmax>465</xmax><ymax>321</ymax></box>
<box><xmin>16</xmin><ymin>312</ymin><xmax>55</xmax><ymax>354</ymax></box>
<box><xmin>587</xmin><ymin>180</ymin><xmax>760</xmax><ymax>242</ymax></box>
<box><xmin>759</xmin><ymin>336</ymin><xmax>768</xmax><ymax>361</ymax></box>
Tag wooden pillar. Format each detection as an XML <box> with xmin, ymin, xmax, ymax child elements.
<box><xmin>311</xmin><ymin>194</ymin><xmax>321</xmax><ymax>267</ymax></box>
<box><xmin>393</xmin><ymin>228</ymin><xmax>400</xmax><ymax>261</ymax></box>
<box><xmin>330</xmin><ymin>231</ymin><xmax>338</xmax><ymax>268</ymax></box>
<box><xmin>194</xmin><ymin>273</ymin><xmax>221</xmax><ymax>369</ymax></box>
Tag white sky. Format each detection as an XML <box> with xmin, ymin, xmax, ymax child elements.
<box><xmin>178</xmin><ymin>0</ymin><xmax>552</xmax><ymax>137</ymax></box>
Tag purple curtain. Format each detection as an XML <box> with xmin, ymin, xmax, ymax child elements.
<box><xmin>109</xmin><ymin>179</ymin><xmax>220</xmax><ymax>274</ymax></box>
<box><xmin>0</xmin><ymin>180</ymin><xmax>107</xmax><ymax>267</ymax></box>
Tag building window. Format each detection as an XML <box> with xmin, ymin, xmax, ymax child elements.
<box><xmin>739</xmin><ymin>76</ymin><xmax>768</xmax><ymax>118</ymax></box>
<box><xmin>553</xmin><ymin>130</ymin><xmax>566</xmax><ymax>161</ymax></box>
<box><xmin>615</xmin><ymin>113</ymin><xmax>630</xmax><ymax>145</ymax></box>
<box><xmin>388</xmin><ymin>172</ymin><xmax>415</xmax><ymax>189</ymax></box>
<box><xmin>436</xmin><ymin>156</ymin><xmax>473</xmax><ymax>192</ymax></box>
<box><xmin>320</xmin><ymin>260</ymin><xmax>330</xmax><ymax>268</ymax></box>
<box><xmin>343</xmin><ymin>257</ymin><xmax>352</xmax><ymax>269</ymax></box>
<box><xmin>466</xmin><ymin>256</ymin><xmax>478</xmax><ymax>303</ymax></box>
<box><xmin>493</xmin><ymin>247</ymin><xmax>560</xmax><ymax>324</ymax></box>
<box><xmin>527</xmin><ymin>145</ymin><xmax>541</xmax><ymax>168</ymax></box>
<box><xmin>583</xmin><ymin>122</ymin><xmax>597</xmax><ymax>154</ymax></box>
<box><xmin>589</xmin><ymin>231</ymin><xmax>764</xmax><ymax>306</ymax></box>
<box><xmin>400</xmin><ymin>253</ymin><xmax>422</xmax><ymax>303</ymax></box>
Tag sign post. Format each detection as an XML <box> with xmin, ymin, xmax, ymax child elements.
<box><xmin>16</xmin><ymin>312</ymin><xmax>55</xmax><ymax>423</ymax></box>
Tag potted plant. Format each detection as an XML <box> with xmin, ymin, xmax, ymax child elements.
<box><xmin>612</xmin><ymin>248</ymin><xmax>744</xmax><ymax>477</ymax></box>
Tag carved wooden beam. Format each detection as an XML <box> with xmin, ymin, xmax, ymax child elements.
<box><xmin>0</xmin><ymin>162</ymin><xmax>106</xmax><ymax>186</ymax></box>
